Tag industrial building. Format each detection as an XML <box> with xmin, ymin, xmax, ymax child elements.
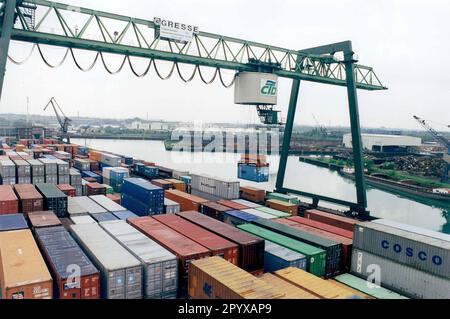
<box><xmin>343</xmin><ymin>133</ymin><xmax>422</xmax><ymax>152</ymax></box>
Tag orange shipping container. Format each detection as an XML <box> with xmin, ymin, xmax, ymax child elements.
<box><xmin>88</xmin><ymin>150</ymin><xmax>102</xmax><ymax>162</ymax></box>
<box><xmin>266</xmin><ymin>199</ymin><xmax>298</xmax><ymax>215</ymax></box>
<box><xmin>165</xmin><ymin>179</ymin><xmax>187</xmax><ymax>192</ymax></box>
<box><xmin>0</xmin><ymin>229</ymin><xmax>53</xmax><ymax>299</ymax></box>
<box><xmin>240</xmin><ymin>186</ymin><xmax>266</xmax><ymax>203</ymax></box>
<box><xmin>164</xmin><ymin>189</ymin><xmax>208</xmax><ymax>212</ymax></box>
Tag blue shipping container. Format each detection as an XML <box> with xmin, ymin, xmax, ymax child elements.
<box><xmin>264</xmin><ymin>241</ymin><xmax>307</xmax><ymax>272</ymax></box>
<box><xmin>121</xmin><ymin>193</ymin><xmax>164</xmax><ymax>216</ymax></box>
<box><xmin>0</xmin><ymin>214</ymin><xmax>28</xmax><ymax>232</ymax></box>
<box><xmin>237</xmin><ymin>164</ymin><xmax>269</xmax><ymax>182</ymax></box>
<box><xmin>112</xmin><ymin>210</ymin><xmax>138</xmax><ymax>220</ymax></box>
<box><xmin>222</xmin><ymin>210</ymin><xmax>260</xmax><ymax>227</ymax></box>
<box><xmin>81</xmin><ymin>171</ymin><xmax>102</xmax><ymax>183</ymax></box>
<box><xmin>122</xmin><ymin>156</ymin><xmax>133</xmax><ymax>165</ymax></box>
<box><xmin>122</xmin><ymin>178</ymin><xmax>164</xmax><ymax>206</ymax></box>
<box><xmin>179</xmin><ymin>175</ymin><xmax>191</xmax><ymax>184</ymax></box>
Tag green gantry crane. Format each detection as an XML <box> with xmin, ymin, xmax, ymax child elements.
<box><xmin>0</xmin><ymin>0</ymin><xmax>387</xmax><ymax>215</ymax></box>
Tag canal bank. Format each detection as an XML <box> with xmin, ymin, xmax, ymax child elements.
<box><xmin>73</xmin><ymin>138</ymin><xmax>450</xmax><ymax>234</ymax></box>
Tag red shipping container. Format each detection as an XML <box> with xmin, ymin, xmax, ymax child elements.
<box><xmin>28</xmin><ymin>210</ymin><xmax>62</xmax><ymax>228</ymax></box>
<box><xmin>288</xmin><ymin>216</ymin><xmax>354</xmax><ymax>239</ymax></box>
<box><xmin>106</xmin><ymin>194</ymin><xmax>120</xmax><ymax>204</ymax></box>
<box><xmin>0</xmin><ymin>185</ymin><xmax>19</xmax><ymax>215</ymax></box>
<box><xmin>153</xmin><ymin>214</ymin><xmax>239</xmax><ymax>265</ymax></box>
<box><xmin>57</xmin><ymin>184</ymin><xmax>76</xmax><ymax>197</ymax></box>
<box><xmin>128</xmin><ymin>216</ymin><xmax>210</xmax><ymax>298</ymax></box>
<box><xmin>217</xmin><ymin>199</ymin><xmax>249</xmax><ymax>211</ymax></box>
<box><xmin>239</xmin><ymin>186</ymin><xmax>266</xmax><ymax>203</ymax></box>
<box><xmin>275</xmin><ymin>218</ymin><xmax>353</xmax><ymax>272</ymax></box>
<box><xmin>164</xmin><ymin>189</ymin><xmax>208</xmax><ymax>212</ymax></box>
<box><xmin>176</xmin><ymin>211</ymin><xmax>265</xmax><ymax>274</ymax></box>
<box><xmin>86</xmin><ymin>182</ymin><xmax>106</xmax><ymax>196</ymax></box>
<box><xmin>13</xmin><ymin>184</ymin><xmax>44</xmax><ymax>214</ymax></box>
<box><xmin>304</xmin><ymin>209</ymin><xmax>358</xmax><ymax>233</ymax></box>
<box><xmin>83</xmin><ymin>177</ymin><xmax>97</xmax><ymax>183</ymax></box>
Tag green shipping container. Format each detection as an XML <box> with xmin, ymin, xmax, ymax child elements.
<box><xmin>333</xmin><ymin>274</ymin><xmax>409</xmax><ymax>300</ymax></box>
<box><xmin>266</xmin><ymin>192</ymin><xmax>299</xmax><ymax>205</ymax></box>
<box><xmin>237</xmin><ymin>223</ymin><xmax>326</xmax><ymax>277</ymax></box>
<box><xmin>255</xmin><ymin>206</ymin><xmax>290</xmax><ymax>218</ymax></box>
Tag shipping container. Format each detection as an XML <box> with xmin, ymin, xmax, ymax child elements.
<box><xmin>259</xmin><ymin>273</ymin><xmax>318</xmax><ymax>299</ymax></box>
<box><xmin>13</xmin><ymin>184</ymin><xmax>44</xmax><ymax>213</ymax></box>
<box><xmin>112</xmin><ymin>210</ymin><xmax>138</xmax><ymax>220</ymax></box>
<box><xmin>0</xmin><ymin>213</ymin><xmax>28</xmax><ymax>232</ymax></box>
<box><xmin>231</xmin><ymin>198</ymin><xmax>262</xmax><ymax>209</ymax></box>
<box><xmin>217</xmin><ymin>199</ymin><xmax>249</xmax><ymax>211</ymax></box>
<box><xmin>73</xmin><ymin>158</ymin><xmax>91</xmax><ymax>171</ymax></box>
<box><xmin>171</xmin><ymin>170</ymin><xmax>189</xmax><ymax>180</ymax></box>
<box><xmin>242</xmin><ymin>208</ymin><xmax>277</xmax><ymax>220</ymax></box>
<box><xmin>237</xmin><ymin>163</ymin><xmax>269</xmax><ymax>182</ymax></box>
<box><xmin>106</xmin><ymin>194</ymin><xmax>120</xmax><ymax>204</ymax></box>
<box><xmin>177</xmin><ymin>212</ymin><xmax>265</xmax><ymax>274</ymax></box>
<box><xmin>266</xmin><ymin>192</ymin><xmax>299</xmax><ymax>205</ymax></box>
<box><xmin>333</xmin><ymin>273</ymin><xmax>408</xmax><ymax>299</ymax></box>
<box><xmin>236</xmin><ymin>223</ymin><xmax>326</xmax><ymax>277</ymax></box>
<box><xmin>188</xmin><ymin>256</ymin><xmax>283</xmax><ymax>299</ymax></box>
<box><xmin>122</xmin><ymin>178</ymin><xmax>164</xmax><ymax>214</ymax></box>
<box><xmin>179</xmin><ymin>175</ymin><xmax>191</xmax><ymax>185</ymax></box>
<box><xmin>28</xmin><ymin>210</ymin><xmax>62</xmax><ymax>228</ymax></box>
<box><xmin>121</xmin><ymin>193</ymin><xmax>163</xmax><ymax>216</ymax></box>
<box><xmin>255</xmin><ymin>206</ymin><xmax>290</xmax><ymax>218</ymax></box>
<box><xmin>32</xmin><ymin>175</ymin><xmax>46</xmax><ymax>185</ymax></box>
<box><xmin>86</xmin><ymin>182</ymin><xmax>106</xmax><ymax>196</ymax></box>
<box><xmin>252</xmin><ymin>218</ymin><xmax>341</xmax><ymax>277</ymax></box>
<box><xmin>59</xmin><ymin>217</ymin><xmax>74</xmax><ymax>231</ymax></box>
<box><xmin>99</xmin><ymin>220</ymin><xmax>178</xmax><ymax>299</ymax></box>
<box><xmin>70</xmin><ymin>196</ymin><xmax>107</xmax><ymax>215</ymax></box>
<box><xmin>34</xmin><ymin>226</ymin><xmax>100</xmax><ymax>299</ymax></box>
<box><xmin>266</xmin><ymin>199</ymin><xmax>298</xmax><ymax>215</ymax></box>
<box><xmin>0</xmin><ymin>185</ymin><xmax>19</xmax><ymax>214</ymax></box>
<box><xmin>55</xmin><ymin>159</ymin><xmax>70</xmax><ymax>175</ymax></box>
<box><xmin>35</xmin><ymin>183</ymin><xmax>68</xmax><ymax>218</ymax></box>
<box><xmin>353</xmin><ymin>222</ymin><xmax>450</xmax><ymax>279</ymax></box>
<box><xmin>45</xmin><ymin>174</ymin><xmax>58</xmax><ymax>184</ymax></box>
<box><xmin>90</xmin><ymin>212</ymin><xmax>119</xmax><ymax>223</ymax></box>
<box><xmin>81</xmin><ymin>171</ymin><xmax>102</xmax><ymax>183</ymax></box>
<box><xmin>351</xmin><ymin>248</ymin><xmax>450</xmax><ymax>299</ymax></box>
<box><xmin>27</xmin><ymin>159</ymin><xmax>45</xmax><ymax>177</ymax></box>
<box><xmin>13</xmin><ymin>159</ymin><xmax>31</xmax><ymax>177</ymax></box>
<box><xmin>288</xmin><ymin>216</ymin><xmax>353</xmax><ymax>239</ymax></box>
<box><xmin>264</xmin><ymin>241</ymin><xmax>307</xmax><ymax>272</ymax></box>
<box><xmin>0</xmin><ymin>229</ymin><xmax>53</xmax><ymax>299</ymax></box>
<box><xmin>67</xmin><ymin>196</ymin><xmax>89</xmax><ymax>216</ymax></box>
<box><xmin>304</xmin><ymin>209</ymin><xmax>358</xmax><ymax>232</ymax></box>
<box><xmin>151</xmin><ymin>179</ymin><xmax>173</xmax><ymax>190</ymax></box>
<box><xmin>69</xmin><ymin>223</ymin><xmax>143</xmax><ymax>299</ymax></box>
<box><xmin>190</xmin><ymin>188</ymin><xmax>225</xmax><ymax>201</ymax></box>
<box><xmin>71</xmin><ymin>215</ymin><xmax>97</xmax><ymax>225</ymax></box>
<box><xmin>89</xmin><ymin>195</ymin><xmax>126</xmax><ymax>212</ymax></box>
<box><xmin>239</xmin><ymin>185</ymin><xmax>265</xmax><ymax>203</ymax></box>
<box><xmin>0</xmin><ymin>159</ymin><xmax>16</xmax><ymax>177</ymax></box>
<box><xmin>165</xmin><ymin>178</ymin><xmax>187</xmax><ymax>192</ymax></box>
<box><xmin>128</xmin><ymin>217</ymin><xmax>210</xmax><ymax>298</ymax></box>
<box><xmin>154</xmin><ymin>214</ymin><xmax>239</xmax><ymax>265</ymax></box>
<box><xmin>327</xmin><ymin>278</ymin><xmax>374</xmax><ymax>299</ymax></box>
<box><xmin>164</xmin><ymin>198</ymin><xmax>180</xmax><ymax>214</ymax></box>
<box><xmin>222</xmin><ymin>209</ymin><xmax>259</xmax><ymax>226</ymax></box>
<box><xmin>274</xmin><ymin>267</ymin><xmax>356</xmax><ymax>299</ymax></box>
<box><xmin>165</xmin><ymin>189</ymin><xmax>208</xmax><ymax>212</ymax></box>
<box><xmin>57</xmin><ymin>184</ymin><xmax>76</xmax><ymax>197</ymax></box>
<box><xmin>190</xmin><ymin>173</ymin><xmax>240</xmax><ymax>199</ymax></box>
<box><xmin>200</xmin><ymin>201</ymin><xmax>231</xmax><ymax>220</ymax></box>
<box><xmin>38</xmin><ymin>158</ymin><xmax>58</xmax><ymax>175</ymax></box>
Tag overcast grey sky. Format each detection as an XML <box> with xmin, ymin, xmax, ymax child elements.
<box><xmin>1</xmin><ymin>0</ymin><xmax>449</xmax><ymax>130</ymax></box>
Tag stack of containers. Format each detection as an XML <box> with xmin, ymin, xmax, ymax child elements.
<box><xmin>190</xmin><ymin>173</ymin><xmax>240</xmax><ymax>201</ymax></box>
<box><xmin>121</xmin><ymin>178</ymin><xmax>164</xmax><ymax>216</ymax></box>
<box><xmin>155</xmin><ymin>165</ymin><xmax>173</xmax><ymax>179</ymax></box>
<box><xmin>164</xmin><ymin>189</ymin><xmax>208</xmax><ymax>212</ymax></box>
<box><xmin>0</xmin><ymin>229</ymin><xmax>53</xmax><ymax>299</ymax></box>
<box><xmin>101</xmin><ymin>167</ymin><xmax>114</xmax><ymax>185</ymax></box>
<box><xmin>217</xmin><ymin>199</ymin><xmax>249</xmax><ymax>211</ymax></box>
<box><xmin>35</xmin><ymin>183</ymin><xmax>68</xmax><ymax>218</ymax></box>
<box><xmin>27</xmin><ymin>159</ymin><xmax>45</xmax><ymax>184</ymax></box>
<box><xmin>164</xmin><ymin>198</ymin><xmax>180</xmax><ymax>214</ymax></box>
<box><xmin>135</xmin><ymin>163</ymin><xmax>159</xmax><ymax>179</ymax></box>
<box><xmin>13</xmin><ymin>159</ymin><xmax>31</xmax><ymax>184</ymax></box>
<box><xmin>109</xmin><ymin>167</ymin><xmax>130</xmax><ymax>192</ymax></box>
<box><xmin>39</xmin><ymin>158</ymin><xmax>58</xmax><ymax>184</ymax></box>
<box><xmin>171</xmin><ymin>169</ymin><xmax>189</xmax><ymax>180</ymax></box>
<box><xmin>99</xmin><ymin>220</ymin><xmax>178</xmax><ymax>299</ymax></box>
<box><xmin>86</xmin><ymin>182</ymin><xmax>106</xmax><ymax>196</ymax></box>
<box><xmin>0</xmin><ymin>159</ymin><xmax>16</xmax><ymax>185</ymax></box>
<box><xmin>351</xmin><ymin>221</ymin><xmax>450</xmax><ymax>299</ymax></box>
<box><xmin>13</xmin><ymin>184</ymin><xmax>44</xmax><ymax>214</ymax></box>
<box><xmin>242</xmin><ymin>208</ymin><xmax>278</xmax><ymax>220</ymax></box>
<box><xmin>73</xmin><ymin>158</ymin><xmax>91</xmax><ymax>171</ymax></box>
<box><xmin>69</xmin><ymin>168</ymin><xmax>82</xmax><ymax>196</ymax></box>
<box><xmin>129</xmin><ymin>216</ymin><xmax>211</xmax><ymax>298</ymax></box>
<box><xmin>237</xmin><ymin>153</ymin><xmax>269</xmax><ymax>183</ymax></box>
<box><xmin>0</xmin><ymin>185</ymin><xmax>19</xmax><ymax>214</ymax></box>
<box><xmin>55</xmin><ymin>159</ymin><xmax>70</xmax><ymax>184</ymax></box>
<box><xmin>53</xmin><ymin>151</ymin><xmax>71</xmax><ymax>160</ymax></box>
<box><xmin>100</xmin><ymin>152</ymin><xmax>121</xmax><ymax>167</ymax></box>
<box><xmin>165</xmin><ymin>179</ymin><xmax>187</xmax><ymax>192</ymax></box>
<box><xmin>69</xmin><ymin>223</ymin><xmax>143</xmax><ymax>299</ymax></box>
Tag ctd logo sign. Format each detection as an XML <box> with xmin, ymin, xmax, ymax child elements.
<box><xmin>260</xmin><ymin>79</ymin><xmax>277</xmax><ymax>96</ymax></box>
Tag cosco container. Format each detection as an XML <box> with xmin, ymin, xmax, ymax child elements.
<box><xmin>264</xmin><ymin>241</ymin><xmax>307</xmax><ymax>272</ymax></box>
<box><xmin>128</xmin><ymin>217</ymin><xmax>210</xmax><ymax>298</ymax></box>
<box><xmin>113</xmin><ymin>210</ymin><xmax>138</xmax><ymax>220</ymax></box>
<box><xmin>99</xmin><ymin>220</ymin><xmax>178</xmax><ymax>299</ymax></box>
<box><xmin>252</xmin><ymin>218</ymin><xmax>341</xmax><ymax>277</ymax></box>
<box><xmin>35</xmin><ymin>183</ymin><xmax>68</xmax><ymax>218</ymax></box>
<box><xmin>288</xmin><ymin>216</ymin><xmax>354</xmax><ymax>239</ymax></box>
<box><xmin>351</xmin><ymin>248</ymin><xmax>450</xmax><ymax>299</ymax></box>
<box><xmin>242</xmin><ymin>208</ymin><xmax>277</xmax><ymax>219</ymax></box>
<box><xmin>28</xmin><ymin>210</ymin><xmax>62</xmax><ymax>228</ymax></box>
<box><xmin>34</xmin><ymin>226</ymin><xmax>100</xmax><ymax>299</ymax></box>
<box><xmin>200</xmin><ymin>201</ymin><xmax>231</xmax><ymax>220</ymax></box>
<box><xmin>177</xmin><ymin>211</ymin><xmax>265</xmax><ymax>274</ymax></box>
<box><xmin>154</xmin><ymin>214</ymin><xmax>239</xmax><ymax>265</ymax></box>
<box><xmin>0</xmin><ymin>185</ymin><xmax>19</xmax><ymax>214</ymax></box>
<box><xmin>164</xmin><ymin>189</ymin><xmax>208</xmax><ymax>212</ymax></box>
<box><xmin>13</xmin><ymin>184</ymin><xmax>44</xmax><ymax>213</ymax></box>
<box><xmin>231</xmin><ymin>198</ymin><xmax>262</xmax><ymax>209</ymax></box>
<box><xmin>274</xmin><ymin>267</ymin><xmax>356</xmax><ymax>299</ymax></box>
<box><xmin>353</xmin><ymin>222</ymin><xmax>450</xmax><ymax>279</ymax></box>
<box><xmin>89</xmin><ymin>195</ymin><xmax>126</xmax><ymax>212</ymax></box>
<box><xmin>259</xmin><ymin>273</ymin><xmax>318</xmax><ymax>299</ymax></box>
<box><xmin>188</xmin><ymin>256</ymin><xmax>283</xmax><ymax>299</ymax></box>
<box><xmin>222</xmin><ymin>210</ymin><xmax>259</xmax><ymax>226</ymax></box>
<box><xmin>190</xmin><ymin>173</ymin><xmax>240</xmax><ymax>199</ymax></box>
<box><xmin>69</xmin><ymin>223</ymin><xmax>143</xmax><ymax>299</ymax></box>
<box><xmin>305</xmin><ymin>209</ymin><xmax>358</xmax><ymax>232</ymax></box>
<box><xmin>70</xmin><ymin>196</ymin><xmax>107</xmax><ymax>215</ymax></box>
<box><xmin>0</xmin><ymin>229</ymin><xmax>53</xmax><ymax>299</ymax></box>
<box><xmin>164</xmin><ymin>198</ymin><xmax>180</xmax><ymax>214</ymax></box>
<box><xmin>237</xmin><ymin>223</ymin><xmax>326</xmax><ymax>277</ymax></box>
<box><xmin>0</xmin><ymin>213</ymin><xmax>28</xmax><ymax>232</ymax></box>
<box><xmin>90</xmin><ymin>212</ymin><xmax>118</xmax><ymax>223</ymax></box>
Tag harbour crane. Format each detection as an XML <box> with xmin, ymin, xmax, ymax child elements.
<box><xmin>312</xmin><ymin>113</ymin><xmax>328</xmax><ymax>137</ymax></box>
<box><xmin>413</xmin><ymin>115</ymin><xmax>450</xmax><ymax>183</ymax></box>
<box><xmin>43</xmin><ymin>97</ymin><xmax>71</xmax><ymax>143</ymax></box>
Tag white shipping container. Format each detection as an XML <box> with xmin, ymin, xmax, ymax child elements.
<box><xmin>68</xmin><ymin>197</ymin><xmax>89</xmax><ymax>216</ymax></box>
<box><xmin>69</xmin><ymin>223</ymin><xmax>143</xmax><ymax>299</ymax></box>
<box><xmin>242</xmin><ymin>208</ymin><xmax>277</xmax><ymax>220</ymax></box>
<box><xmin>17</xmin><ymin>176</ymin><xmax>31</xmax><ymax>184</ymax></box>
<box><xmin>45</xmin><ymin>174</ymin><xmax>58</xmax><ymax>184</ymax></box>
<box><xmin>38</xmin><ymin>158</ymin><xmax>58</xmax><ymax>175</ymax></box>
<box><xmin>372</xmin><ymin>219</ymin><xmax>450</xmax><ymax>242</ymax></box>
<box><xmin>102</xmin><ymin>167</ymin><xmax>114</xmax><ymax>179</ymax></box>
<box><xmin>27</xmin><ymin>159</ymin><xmax>45</xmax><ymax>176</ymax></box>
<box><xmin>0</xmin><ymin>160</ymin><xmax>16</xmax><ymax>177</ymax></box>
<box><xmin>71</xmin><ymin>215</ymin><xmax>97</xmax><ymax>224</ymax></box>
<box><xmin>351</xmin><ymin>248</ymin><xmax>450</xmax><ymax>299</ymax></box>
<box><xmin>1</xmin><ymin>176</ymin><xmax>16</xmax><ymax>185</ymax></box>
<box><xmin>99</xmin><ymin>220</ymin><xmax>178</xmax><ymax>299</ymax></box>
<box><xmin>32</xmin><ymin>175</ymin><xmax>45</xmax><ymax>185</ymax></box>
<box><xmin>101</xmin><ymin>153</ymin><xmax>121</xmax><ymax>167</ymax></box>
<box><xmin>13</xmin><ymin>159</ymin><xmax>31</xmax><ymax>177</ymax></box>
<box><xmin>164</xmin><ymin>198</ymin><xmax>180</xmax><ymax>214</ymax></box>
<box><xmin>58</xmin><ymin>174</ymin><xmax>70</xmax><ymax>185</ymax></box>
<box><xmin>232</xmin><ymin>199</ymin><xmax>262</xmax><ymax>208</ymax></box>
<box><xmin>71</xmin><ymin>196</ymin><xmax>107</xmax><ymax>214</ymax></box>
<box><xmin>89</xmin><ymin>195</ymin><xmax>127</xmax><ymax>212</ymax></box>
<box><xmin>190</xmin><ymin>173</ymin><xmax>240</xmax><ymax>199</ymax></box>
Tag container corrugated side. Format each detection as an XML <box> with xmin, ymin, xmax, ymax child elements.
<box><xmin>188</xmin><ymin>256</ymin><xmax>283</xmax><ymax>299</ymax></box>
<box><xmin>353</xmin><ymin>222</ymin><xmax>450</xmax><ymax>279</ymax></box>
<box><xmin>99</xmin><ymin>220</ymin><xmax>178</xmax><ymax>299</ymax></box>
<box><xmin>69</xmin><ymin>223</ymin><xmax>143</xmax><ymax>299</ymax></box>
<box><xmin>351</xmin><ymin>248</ymin><xmax>450</xmax><ymax>299</ymax></box>
<box><xmin>259</xmin><ymin>273</ymin><xmax>318</xmax><ymax>299</ymax></box>
<box><xmin>68</xmin><ymin>196</ymin><xmax>89</xmax><ymax>216</ymax></box>
<box><xmin>242</xmin><ymin>208</ymin><xmax>277</xmax><ymax>220</ymax></box>
<box><xmin>255</xmin><ymin>206</ymin><xmax>290</xmax><ymax>218</ymax></box>
<box><xmin>190</xmin><ymin>173</ymin><xmax>240</xmax><ymax>199</ymax></box>
<box><xmin>0</xmin><ymin>213</ymin><xmax>28</xmax><ymax>232</ymax></box>
<box><xmin>89</xmin><ymin>195</ymin><xmax>126</xmax><ymax>212</ymax></box>
<box><xmin>305</xmin><ymin>209</ymin><xmax>358</xmax><ymax>232</ymax></box>
<box><xmin>71</xmin><ymin>196</ymin><xmax>107</xmax><ymax>214</ymax></box>
<box><xmin>264</xmin><ymin>241</ymin><xmax>307</xmax><ymax>272</ymax></box>
<box><xmin>288</xmin><ymin>216</ymin><xmax>353</xmax><ymax>239</ymax></box>
<box><xmin>222</xmin><ymin>210</ymin><xmax>259</xmax><ymax>227</ymax></box>
<box><xmin>231</xmin><ymin>199</ymin><xmax>262</xmax><ymax>209</ymax></box>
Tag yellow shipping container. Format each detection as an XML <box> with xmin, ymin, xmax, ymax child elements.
<box><xmin>189</xmin><ymin>256</ymin><xmax>283</xmax><ymax>299</ymax></box>
<box><xmin>0</xmin><ymin>229</ymin><xmax>53</xmax><ymax>299</ymax></box>
<box><xmin>258</xmin><ymin>273</ymin><xmax>319</xmax><ymax>299</ymax></box>
<box><xmin>274</xmin><ymin>267</ymin><xmax>356</xmax><ymax>299</ymax></box>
